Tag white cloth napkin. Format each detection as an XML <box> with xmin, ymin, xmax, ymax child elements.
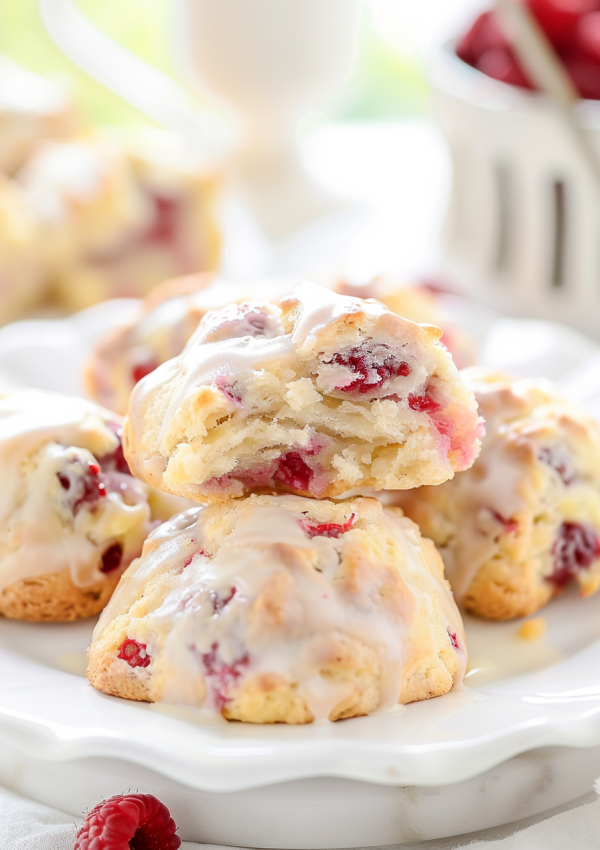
<box><xmin>2</xmin><ymin>783</ymin><xmax>600</xmax><ymax>850</ymax></box>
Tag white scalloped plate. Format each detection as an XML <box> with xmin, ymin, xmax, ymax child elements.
<box><xmin>0</xmin><ymin>298</ymin><xmax>599</xmax><ymax>797</ymax></box>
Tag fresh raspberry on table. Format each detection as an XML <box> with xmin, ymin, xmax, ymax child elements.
<box><xmin>75</xmin><ymin>793</ymin><xmax>181</xmax><ymax>849</ymax></box>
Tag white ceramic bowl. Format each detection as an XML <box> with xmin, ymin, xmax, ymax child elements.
<box><xmin>432</xmin><ymin>43</ymin><xmax>600</xmax><ymax>342</ymax></box>
<box><xmin>1</xmin><ymin>300</ymin><xmax>600</xmax><ymax>846</ymax></box>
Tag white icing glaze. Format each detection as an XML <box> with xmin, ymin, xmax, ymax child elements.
<box><xmin>97</xmin><ymin>497</ymin><xmax>465</xmax><ymax>719</ymax></box>
<box><xmin>440</xmin><ymin>431</ymin><xmax>531</xmax><ymax>600</ymax></box>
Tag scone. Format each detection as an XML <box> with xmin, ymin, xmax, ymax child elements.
<box><xmin>85</xmin><ymin>274</ymin><xmax>476</xmax><ymax>419</ymax></box>
<box><xmin>394</xmin><ymin>369</ymin><xmax>600</xmax><ymax>619</ymax></box>
<box><xmin>0</xmin><ymin>389</ymin><xmax>183</xmax><ymax>622</ymax></box>
<box><xmin>124</xmin><ymin>282</ymin><xmax>483</xmax><ymax>502</ymax></box>
<box><xmin>0</xmin><ymin>174</ymin><xmax>45</xmax><ymax>325</ymax></box>
<box><xmin>16</xmin><ymin>130</ymin><xmax>221</xmax><ymax>311</ymax></box>
<box><xmin>87</xmin><ymin>495</ymin><xmax>465</xmax><ymax>722</ymax></box>
<box><xmin>335</xmin><ymin>275</ymin><xmax>476</xmax><ymax>370</ymax></box>
<box><xmin>0</xmin><ymin>55</ymin><xmax>77</xmax><ymax>176</ymax></box>
<box><xmin>84</xmin><ymin>274</ymin><xmax>296</xmax><ymax>415</ymax></box>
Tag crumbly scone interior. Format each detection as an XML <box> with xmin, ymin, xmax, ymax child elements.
<box><xmin>87</xmin><ymin>495</ymin><xmax>466</xmax><ymax>722</ymax></box>
<box><xmin>125</xmin><ymin>283</ymin><xmax>482</xmax><ymax>501</ymax></box>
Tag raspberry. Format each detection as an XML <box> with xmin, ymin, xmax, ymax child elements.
<box><xmin>209</xmin><ymin>586</ymin><xmax>237</xmax><ymax>613</ymax></box>
<box><xmin>205</xmin><ymin>465</ymin><xmax>276</xmax><ymax>495</ymax></box>
<box><xmin>525</xmin><ymin>0</ymin><xmax>597</xmax><ymax>49</ymax></box>
<box><xmin>274</xmin><ymin>452</ymin><xmax>314</xmax><ymax>492</ymax></box>
<box><xmin>215</xmin><ymin>375</ymin><xmax>242</xmax><ymax>404</ymax></box>
<box><xmin>305</xmin><ymin>435</ymin><xmax>327</xmax><ymax>456</ymax></box>
<box><xmin>58</xmin><ymin>459</ymin><xmax>106</xmax><ymax>514</ymax></box>
<box><xmin>205</xmin><ymin>301</ymin><xmax>278</xmax><ymax>341</ymax></box>
<box><xmin>144</xmin><ymin>193</ymin><xmax>179</xmax><ymax>246</ymax></box>
<box><xmin>200</xmin><ymin>641</ymin><xmax>250</xmax><ymax>709</ymax></box>
<box><xmin>75</xmin><ymin>793</ymin><xmax>180</xmax><ymax>850</ymax></box>
<box><xmin>432</xmin><ymin>416</ymin><xmax>455</xmax><ymax>440</ymax></box>
<box><xmin>456</xmin><ymin>11</ymin><xmax>509</xmax><ymax>66</ymax></box>
<box><xmin>132</xmin><ymin>360</ymin><xmax>158</xmax><ymax>385</ymax></box>
<box><xmin>327</xmin><ymin>343</ymin><xmax>410</xmax><ymax>394</ymax></box>
<box><xmin>408</xmin><ymin>393</ymin><xmax>441</xmax><ymax>413</ymax></box>
<box><xmin>475</xmin><ymin>47</ymin><xmax>534</xmax><ymax>88</ymax></box>
<box><xmin>117</xmin><ymin>638</ymin><xmax>151</xmax><ymax>669</ymax></box>
<box><xmin>100</xmin><ymin>543</ymin><xmax>123</xmax><ymax>574</ymax></box>
<box><xmin>299</xmin><ymin>513</ymin><xmax>355</xmax><ymax>538</ymax></box>
<box><xmin>548</xmin><ymin>522</ymin><xmax>600</xmax><ymax>587</ymax></box>
<box><xmin>538</xmin><ymin>444</ymin><xmax>576</xmax><ymax>485</ymax></box>
<box><xmin>182</xmin><ymin>549</ymin><xmax>207</xmax><ymax>569</ymax></box>
<box><xmin>233</xmin><ymin>302</ymin><xmax>271</xmax><ymax>335</ymax></box>
<box><xmin>491</xmin><ymin>511</ymin><xmax>519</xmax><ymax>535</ymax></box>
<box><xmin>577</xmin><ymin>10</ymin><xmax>600</xmax><ymax>60</ymax></box>
<box><xmin>99</xmin><ymin>423</ymin><xmax>131</xmax><ymax>475</ymax></box>
<box><xmin>563</xmin><ymin>52</ymin><xmax>600</xmax><ymax>98</ymax></box>
<box><xmin>448</xmin><ymin>631</ymin><xmax>459</xmax><ymax>649</ymax></box>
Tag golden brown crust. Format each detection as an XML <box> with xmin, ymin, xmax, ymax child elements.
<box><xmin>462</xmin><ymin>556</ymin><xmax>552</xmax><ymax>620</ymax></box>
<box><xmin>87</xmin><ymin>640</ymin><xmax>151</xmax><ymax>702</ymax></box>
<box><xmin>0</xmin><ymin>568</ymin><xmax>123</xmax><ymax>622</ymax></box>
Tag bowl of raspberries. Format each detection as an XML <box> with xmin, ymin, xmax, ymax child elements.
<box><xmin>432</xmin><ymin>0</ymin><xmax>600</xmax><ymax>342</ymax></box>
<box><xmin>458</xmin><ymin>0</ymin><xmax>600</xmax><ymax>96</ymax></box>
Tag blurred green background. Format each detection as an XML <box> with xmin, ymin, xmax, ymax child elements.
<box><xmin>0</xmin><ymin>0</ymin><xmax>429</xmax><ymax>127</ymax></box>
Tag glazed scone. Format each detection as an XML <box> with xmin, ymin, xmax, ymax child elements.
<box><xmin>16</xmin><ymin>130</ymin><xmax>221</xmax><ymax>311</ymax></box>
<box><xmin>87</xmin><ymin>495</ymin><xmax>466</xmax><ymax>722</ymax></box>
<box><xmin>85</xmin><ymin>274</ymin><xmax>477</xmax><ymax>420</ymax></box>
<box><xmin>124</xmin><ymin>283</ymin><xmax>483</xmax><ymax>502</ymax></box>
<box><xmin>0</xmin><ymin>56</ymin><xmax>77</xmax><ymax>176</ymax></box>
<box><xmin>84</xmin><ymin>274</ymin><xmax>296</xmax><ymax>415</ymax></box>
<box><xmin>394</xmin><ymin>369</ymin><xmax>600</xmax><ymax>620</ymax></box>
<box><xmin>0</xmin><ymin>174</ymin><xmax>45</xmax><ymax>324</ymax></box>
<box><xmin>0</xmin><ymin>389</ymin><xmax>184</xmax><ymax>622</ymax></box>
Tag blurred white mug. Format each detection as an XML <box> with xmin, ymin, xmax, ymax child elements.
<box><xmin>39</xmin><ymin>0</ymin><xmax>361</xmax><ymax>240</ymax></box>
